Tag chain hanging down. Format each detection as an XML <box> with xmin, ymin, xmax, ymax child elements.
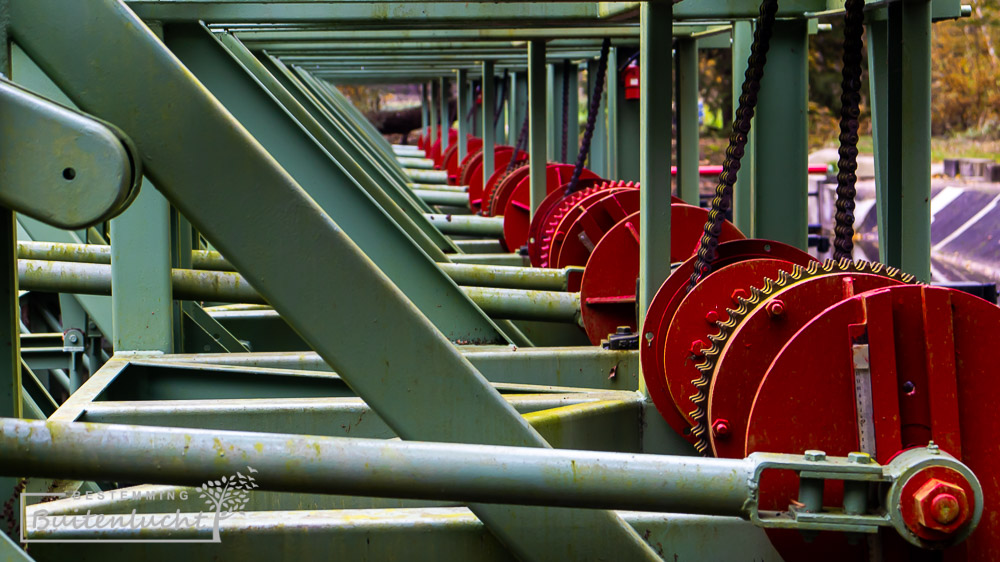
<box><xmin>687</xmin><ymin>0</ymin><xmax>780</xmax><ymax>292</ymax></box>
<box><xmin>564</xmin><ymin>38</ymin><xmax>611</xmax><ymax>196</ymax></box>
<box><xmin>833</xmin><ymin>0</ymin><xmax>866</xmax><ymax>260</ymax></box>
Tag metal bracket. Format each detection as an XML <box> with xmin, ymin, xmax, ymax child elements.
<box><xmin>0</xmin><ymin>78</ymin><xmax>140</xmax><ymax>229</ymax></box>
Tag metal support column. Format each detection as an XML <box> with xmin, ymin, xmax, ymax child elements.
<box><xmin>587</xmin><ymin>57</ymin><xmax>609</xmax><ymax>178</ymax></box>
<box><xmin>0</xmin><ymin>13</ymin><xmax>21</xmax><ymax>513</ymax></box>
<box><xmin>753</xmin><ymin>19</ymin><xmax>808</xmax><ymax>249</ymax></box>
<box><xmin>439</xmin><ymin>75</ymin><xmax>450</xmax><ymax>152</ymax></box>
<box><xmin>868</xmin><ymin>14</ymin><xmax>895</xmax><ymax>265</ymax></box>
<box><xmin>430</xmin><ymin>79</ymin><xmax>440</xmax><ymax>149</ymax></box>
<box><xmin>613</xmin><ymin>48</ymin><xmax>640</xmax><ymax>182</ymax></box>
<box><xmin>676</xmin><ymin>37</ymin><xmax>700</xmax><ymax>205</ymax></box>
<box><xmin>899</xmin><ymin>0</ymin><xmax>932</xmax><ymax>281</ymax></box>
<box><xmin>510</xmin><ymin>71</ymin><xmax>528</xmax><ymax>149</ymax></box>
<box><xmin>607</xmin><ymin>47</ymin><xmax>619</xmax><ymax>179</ymax></box>
<box><xmin>420</xmin><ymin>82</ymin><xmax>429</xmax><ymax>137</ymax></box>
<box><xmin>732</xmin><ymin>21</ymin><xmax>757</xmax><ymax>234</ymax></box>
<box><xmin>639</xmin><ymin>2</ymin><xmax>672</xmax><ymax>338</ymax></box>
<box><xmin>481</xmin><ymin>60</ymin><xmax>496</xmax><ymax>184</ymax></box>
<box><xmin>9</xmin><ymin>2</ymin><xmax>657</xmax><ymax>559</ymax></box>
<box><xmin>456</xmin><ymin>69</ymin><xmax>469</xmax><ymax>161</ymax></box>
<box><xmin>110</xmin><ymin>180</ymin><xmax>173</xmax><ymax>353</ymax></box>
<box><xmin>528</xmin><ymin>41</ymin><xmax>547</xmax><ymax>215</ymax></box>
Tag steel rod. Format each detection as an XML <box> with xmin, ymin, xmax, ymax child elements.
<box><xmin>413</xmin><ymin>189</ymin><xmax>470</xmax><ymax>207</ymax></box>
<box><xmin>18</xmin><ymin>242</ymin><xmax>567</xmax><ymax>290</ymax></box>
<box><xmin>18</xmin><ymin>260</ymin><xmax>580</xmax><ymax>320</ymax></box>
<box><xmin>405</xmin><ymin>168</ymin><xmax>449</xmax><ymax>184</ymax></box>
<box><xmin>425</xmin><ymin>214</ymin><xmax>504</xmax><ymax>236</ymax></box>
<box><xmin>398</xmin><ymin>156</ymin><xmax>436</xmax><ymax>170</ymax></box>
<box><xmin>0</xmin><ymin>418</ymin><xmax>754</xmax><ymax>516</ymax></box>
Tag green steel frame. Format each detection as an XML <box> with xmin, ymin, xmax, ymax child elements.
<box><xmin>0</xmin><ymin>0</ymin><xmax>963</xmax><ymax>560</ymax></box>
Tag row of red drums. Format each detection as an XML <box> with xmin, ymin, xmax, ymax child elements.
<box><xmin>418</xmin><ymin>132</ymin><xmax>750</xmax><ymax>346</ymax></box>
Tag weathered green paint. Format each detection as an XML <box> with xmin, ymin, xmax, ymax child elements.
<box><xmin>440</xmin><ymin>75</ymin><xmax>450</xmax><ymax>152</ymax></box>
<box><xmin>456</xmin><ymin>68</ymin><xmax>469</xmax><ymax>161</ymax></box>
<box><xmin>110</xmin><ymin>180</ymin><xmax>173</xmax><ymax>353</ymax></box>
<box><xmin>481</xmin><ymin>60</ymin><xmax>496</xmax><ymax>183</ymax></box>
<box><xmin>612</xmin><ymin>47</ymin><xmax>640</xmax><ymax>182</ymax></box>
<box><xmin>899</xmin><ymin>0</ymin><xmax>932</xmax><ymax>281</ymax></box>
<box><xmin>731</xmin><ymin>21</ymin><xmax>756</xmax><ymax>234</ymax></box>
<box><xmin>753</xmin><ymin>19</ymin><xmax>808</xmax><ymax>249</ymax></box>
<box><xmin>10</xmin><ymin>4</ymin><xmax>662</xmax><ymax>558</ymax></box>
<box><xmin>638</xmin><ymin>1</ymin><xmax>672</xmax><ymax>346</ymax></box>
<box><xmin>528</xmin><ymin>41</ymin><xmax>547</xmax><ymax>215</ymax></box>
<box><xmin>675</xmin><ymin>37</ymin><xmax>699</xmax><ymax>205</ymax></box>
<box><xmin>161</xmin><ymin>24</ymin><xmax>506</xmax><ymax>342</ymax></box>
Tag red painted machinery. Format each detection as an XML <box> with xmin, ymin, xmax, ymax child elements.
<box><xmin>637</xmin><ymin>243</ymin><xmax>1000</xmax><ymax>560</ymax></box>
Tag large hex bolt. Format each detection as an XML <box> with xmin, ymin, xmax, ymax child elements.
<box><xmin>911</xmin><ymin>479</ymin><xmax>970</xmax><ymax>534</ymax></box>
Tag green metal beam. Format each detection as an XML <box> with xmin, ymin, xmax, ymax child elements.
<box><xmin>899</xmin><ymin>0</ymin><xmax>932</xmax><ymax>281</ymax></box>
<box><xmin>110</xmin><ymin>182</ymin><xmax>174</xmax><ymax>353</ymax></box>
<box><xmin>16</xmin><ymin>508</ymin><xmax>781</xmax><ymax>562</ymax></box>
<box><xmin>638</xmin><ymin>2</ymin><xmax>672</xmax><ymax>373</ymax></box>
<box><xmin>9</xmin><ymin>4</ymin><xmax>656</xmax><ymax>557</ymax></box>
<box><xmin>440</xmin><ymin>75</ymin><xmax>450</xmax><ymax>152</ymax></box>
<box><xmin>528</xmin><ymin>40</ymin><xmax>547</xmax><ymax>215</ymax></box>
<box><xmin>456</xmin><ymin>68</ymin><xmax>469</xmax><ymax>161</ymax></box>
<box><xmin>481</xmin><ymin>60</ymin><xmax>496</xmax><ymax>183</ymax></box>
<box><xmin>675</xmin><ymin>37</ymin><xmax>699</xmax><ymax>205</ymax></box>
<box><xmin>731</xmin><ymin>21</ymin><xmax>756</xmax><ymax>234</ymax></box>
<box><xmin>753</xmin><ymin>19</ymin><xmax>808</xmax><ymax>249</ymax></box>
<box><xmin>125</xmin><ymin>1</ymin><xmax>602</xmax><ymax>23</ymax></box>
<box><xmin>160</xmin><ymin>24</ymin><xmax>505</xmax><ymax>342</ymax></box>
<box><xmin>235</xmin><ymin>26</ymin><xmax>642</xmax><ymax>44</ymax></box>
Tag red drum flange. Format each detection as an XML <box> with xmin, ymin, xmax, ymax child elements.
<box><xmin>444</xmin><ymin>137</ymin><xmax>482</xmax><ymax>185</ymax></box>
<box><xmin>745</xmin><ymin>285</ymin><xmax>1000</xmax><ymax>560</ymax></box>
<box><xmin>532</xmin><ymin>182</ymin><xmax>623</xmax><ymax>267</ymax></box>
<box><xmin>500</xmin><ymin>164</ymin><xmax>599</xmax><ymax>251</ymax></box>
<box><xmin>640</xmin><ymin>240</ymin><xmax>816</xmax><ymax>445</ymax></box>
<box><xmin>553</xmin><ymin>189</ymin><xmax>639</xmax><ymax>269</ymax></box>
<box><xmin>461</xmin><ymin>146</ymin><xmax>515</xmax><ymax>213</ymax></box>
<box><xmin>484</xmin><ymin>165</ymin><xmax>530</xmax><ymax>217</ymax></box>
<box><xmin>578</xmin><ymin>205</ymin><xmax>745</xmax><ymax>345</ymax></box>
<box><xmin>661</xmin><ymin>259</ymin><xmax>801</xmax><ymax>432</ymax></box>
<box><xmin>526</xmin><ymin>179</ymin><xmax>607</xmax><ymax>265</ymax></box>
<box><xmin>708</xmin><ymin>270</ymin><xmax>910</xmax><ymax>459</ymax></box>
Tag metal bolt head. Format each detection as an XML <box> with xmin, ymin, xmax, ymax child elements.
<box><xmin>730</xmin><ymin>288</ymin><xmax>750</xmax><ymax>305</ymax></box>
<box><xmin>804</xmin><ymin>450</ymin><xmax>826</xmax><ymax>462</ymax></box>
<box><xmin>847</xmin><ymin>452</ymin><xmax>873</xmax><ymax>464</ymax></box>
<box><xmin>615</xmin><ymin>326</ymin><xmax>632</xmax><ymax>335</ymax></box>
<box><xmin>712</xmin><ymin>419</ymin><xmax>731</xmax><ymax>438</ymax></box>
<box><xmin>912</xmin><ymin>478</ymin><xmax>970</xmax><ymax>533</ymax></box>
<box><xmin>765</xmin><ymin>299</ymin><xmax>786</xmax><ymax>318</ymax></box>
<box><xmin>927</xmin><ymin>441</ymin><xmax>940</xmax><ymax>455</ymax></box>
<box><xmin>689</xmin><ymin>339</ymin><xmax>708</xmax><ymax>358</ymax></box>
<box><xmin>704</xmin><ymin>310</ymin><xmax>721</xmax><ymax>325</ymax></box>
<box><xmin>68</xmin><ymin>334</ymin><xmax>79</xmax><ymax>344</ymax></box>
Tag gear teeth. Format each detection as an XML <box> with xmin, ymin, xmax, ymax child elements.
<box><xmin>685</xmin><ymin>257</ymin><xmax>921</xmax><ymax>458</ymax></box>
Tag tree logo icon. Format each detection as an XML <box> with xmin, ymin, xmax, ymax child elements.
<box><xmin>195</xmin><ymin>466</ymin><xmax>259</xmax><ymax>542</ymax></box>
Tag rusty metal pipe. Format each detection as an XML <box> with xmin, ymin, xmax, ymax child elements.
<box><xmin>0</xmin><ymin>418</ymin><xmax>755</xmax><ymax>515</ymax></box>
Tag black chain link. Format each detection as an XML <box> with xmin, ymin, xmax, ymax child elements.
<box><xmin>565</xmin><ymin>38</ymin><xmax>611</xmax><ymax>196</ymax></box>
<box><xmin>507</xmin><ymin>113</ymin><xmax>531</xmax><ymax>174</ymax></box>
<box><xmin>686</xmin><ymin>0</ymin><xmax>779</xmax><ymax>457</ymax></box>
<box><xmin>833</xmin><ymin>0</ymin><xmax>866</xmax><ymax>260</ymax></box>
<box><xmin>687</xmin><ymin>0</ymin><xmax>780</xmax><ymax>293</ymax></box>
